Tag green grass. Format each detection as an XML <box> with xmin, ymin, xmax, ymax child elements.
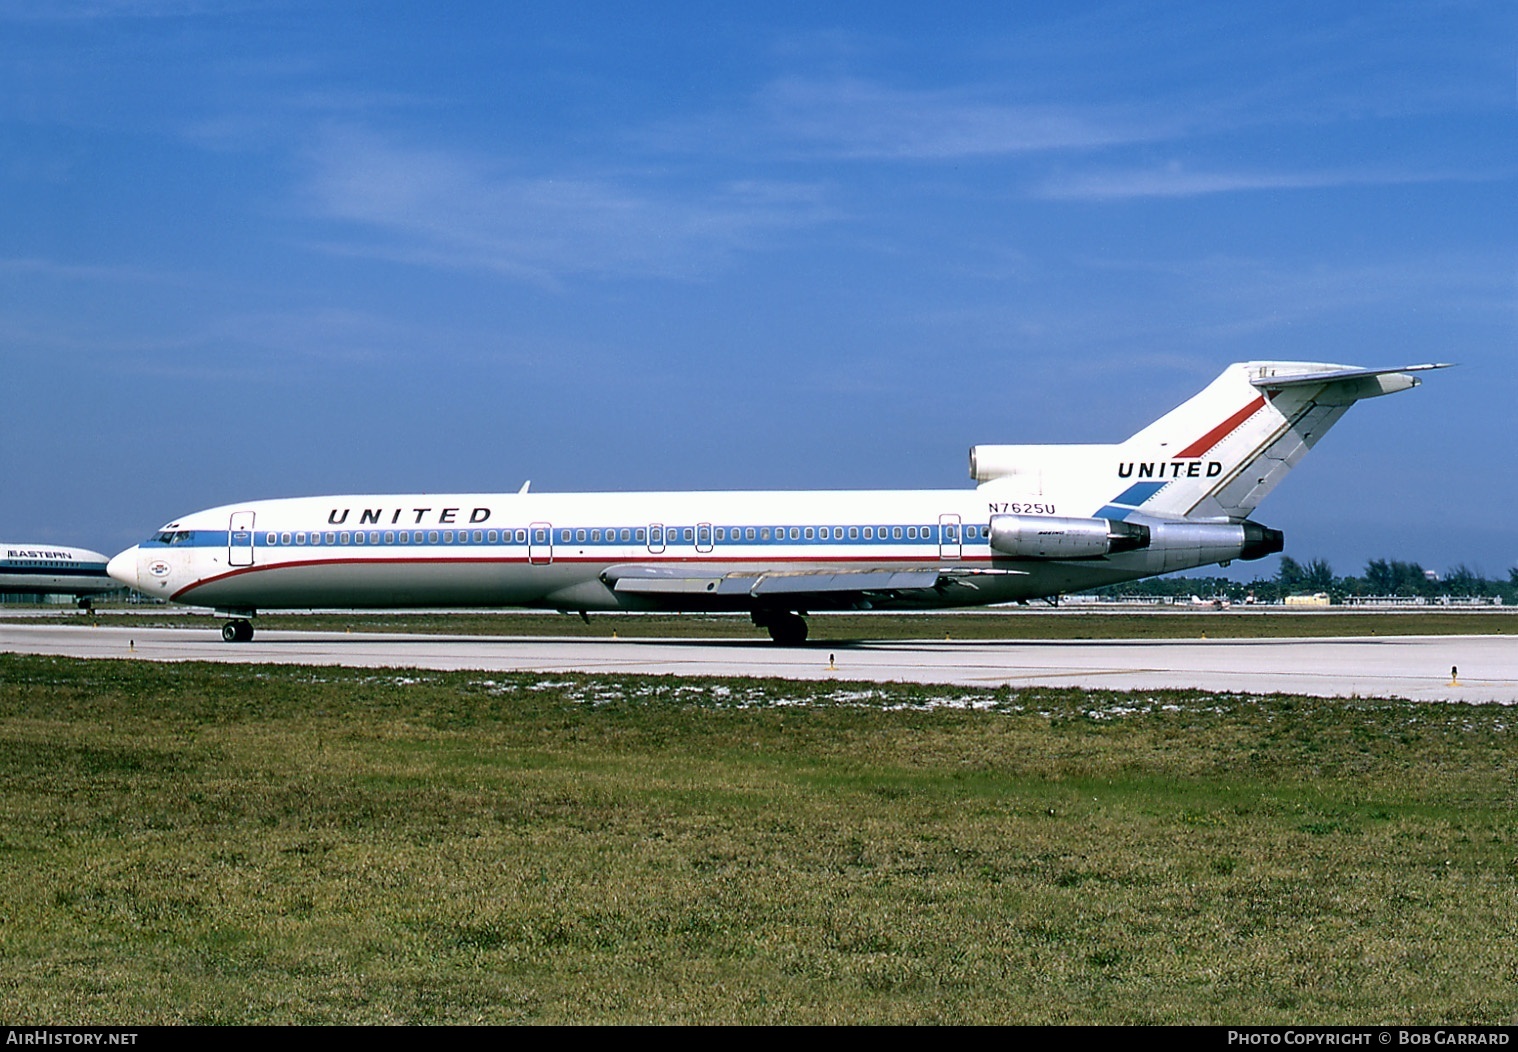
<box><xmin>15</xmin><ymin>607</ymin><xmax>1518</xmax><ymax>640</ymax></box>
<box><xmin>1</xmin><ymin>654</ymin><xmax>1515</xmax><ymax>1023</ymax></box>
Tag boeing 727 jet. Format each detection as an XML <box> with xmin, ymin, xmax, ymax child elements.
<box><xmin>106</xmin><ymin>361</ymin><xmax>1445</xmax><ymax>643</ymax></box>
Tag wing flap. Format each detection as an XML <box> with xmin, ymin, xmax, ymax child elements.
<box><xmin>752</xmin><ymin>569</ymin><xmax>943</xmax><ymax>595</ymax></box>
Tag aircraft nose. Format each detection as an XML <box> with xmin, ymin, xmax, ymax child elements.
<box><xmin>106</xmin><ymin>547</ymin><xmax>140</xmax><ymax>589</ymax></box>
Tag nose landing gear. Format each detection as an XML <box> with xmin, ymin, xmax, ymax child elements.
<box><xmin>221</xmin><ymin>619</ymin><xmax>254</xmax><ymax>643</ymax></box>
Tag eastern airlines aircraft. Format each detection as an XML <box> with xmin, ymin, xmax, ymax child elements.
<box><xmin>107</xmin><ymin>361</ymin><xmax>1445</xmax><ymax>644</ymax></box>
<box><xmin>1</xmin><ymin>543</ymin><xmax>118</xmax><ymax>605</ymax></box>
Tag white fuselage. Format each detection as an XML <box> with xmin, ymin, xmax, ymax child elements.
<box><xmin>106</xmin><ymin>487</ymin><xmax>1192</xmax><ymax>615</ymax></box>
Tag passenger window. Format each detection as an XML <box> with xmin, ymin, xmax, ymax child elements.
<box><xmin>428</xmin><ymin>531</ymin><xmax>439</xmax><ymax>543</ymax></box>
<box><xmin>266</xmin><ymin>532</ymin><xmax>277</xmax><ymax>545</ymax></box>
<box><xmin>848</xmin><ymin>527</ymin><xmax>859</xmax><ymax>540</ymax></box>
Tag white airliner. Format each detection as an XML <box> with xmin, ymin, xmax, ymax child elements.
<box><xmin>2</xmin><ymin>543</ymin><xmax>118</xmax><ymax>605</ymax></box>
<box><xmin>106</xmin><ymin>361</ymin><xmax>1445</xmax><ymax>644</ymax></box>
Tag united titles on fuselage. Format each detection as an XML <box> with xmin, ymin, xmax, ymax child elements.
<box><xmin>326</xmin><ymin>506</ymin><xmax>494</xmax><ymax>526</ymax></box>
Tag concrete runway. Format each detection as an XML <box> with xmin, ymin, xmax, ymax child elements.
<box><xmin>2</xmin><ymin>622</ymin><xmax>1514</xmax><ymax>702</ymax></box>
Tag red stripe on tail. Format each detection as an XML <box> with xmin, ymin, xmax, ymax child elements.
<box><xmin>1175</xmin><ymin>395</ymin><xmax>1266</xmax><ymax>458</ymax></box>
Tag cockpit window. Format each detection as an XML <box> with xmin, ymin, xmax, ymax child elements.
<box><xmin>153</xmin><ymin>530</ymin><xmax>193</xmax><ymax>546</ymax></box>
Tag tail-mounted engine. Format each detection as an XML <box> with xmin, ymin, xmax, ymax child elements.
<box><xmin>988</xmin><ymin>514</ymin><xmax>1150</xmax><ymax>559</ymax></box>
<box><xmin>988</xmin><ymin>514</ymin><xmax>1284</xmax><ymax>563</ymax></box>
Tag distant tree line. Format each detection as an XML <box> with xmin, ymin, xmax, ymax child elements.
<box><xmin>1082</xmin><ymin>557</ymin><xmax>1518</xmax><ymax>604</ymax></box>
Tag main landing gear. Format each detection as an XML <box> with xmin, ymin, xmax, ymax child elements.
<box><xmin>752</xmin><ymin>609</ymin><xmax>808</xmax><ymax>646</ymax></box>
<box><xmin>221</xmin><ymin>619</ymin><xmax>254</xmax><ymax>643</ymax></box>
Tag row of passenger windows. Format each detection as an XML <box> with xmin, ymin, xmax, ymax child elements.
<box><xmin>262</xmin><ymin>529</ymin><xmax>520</xmax><ymax>547</ymax></box>
<box><xmin>1</xmin><ymin>560</ymin><xmax>92</xmax><ymax>568</ymax></box>
<box><xmin>254</xmin><ymin>524</ymin><xmax>988</xmax><ymax>547</ymax></box>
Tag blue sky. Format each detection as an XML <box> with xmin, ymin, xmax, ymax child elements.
<box><xmin>2</xmin><ymin>1</ymin><xmax>1514</xmax><ymax>578</ymax></box>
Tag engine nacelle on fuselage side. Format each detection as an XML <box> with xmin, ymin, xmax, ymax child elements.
<box><xmin>988</xmin><ymin>514</ymin><xmax>1150</xmax><ymax>559</ymax></box>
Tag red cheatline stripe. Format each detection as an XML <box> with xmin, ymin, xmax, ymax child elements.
<box><xmin>1175</xmin><ymin>395</ymin><xmax>1266</xmax><ymax>458</ymax></box>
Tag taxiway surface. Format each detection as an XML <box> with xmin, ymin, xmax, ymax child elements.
<box><xmin>2</xmin><ymin>623</ymin><xmax>1513</xmax><ymax>702</ymax></box>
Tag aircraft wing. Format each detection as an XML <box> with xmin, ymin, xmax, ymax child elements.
<box><xmin>601</xmin><ymin>564</ymin><xmax>1029</xmax><ymax>606</ymax></box>
<box><xmin>604</xmin><ymin>564</ymin><xmax>949</xmax><ymax>599</ymax></box>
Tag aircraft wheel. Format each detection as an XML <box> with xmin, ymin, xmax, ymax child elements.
<box><xmin>223</xmin><ymin>620</ymin><xmax>254</xmax><ymax>643</ymax></box>
<box><xmin>766</xmin><ymin>612</ymin><xmax>809</xmax><ymax>646</ymax></box>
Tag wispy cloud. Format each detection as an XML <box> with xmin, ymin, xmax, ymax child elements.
<box><xmin>0</xmin><ymin>0</ymin><xmax>229</xmax><ymax>20</ymax></box>
<box><xmin>300</xmin><ymin>129</ymin><xmax>834</xmax><ymax>285</ymax></box>
<box><xmin>753</xmin><ymin>76</ymin><xmax>1178</xmax><ymax>160</ymax></box>
<box><xmin>1034</xmin><ymin>162</ymin><xmax>1505</xmax><ymax>201</ymax></box>
<box><xmin>1077</xmin><ymin>251</ymin><xmax>1515</xmax><ymax>340</ymax></box>
<box><xmin>0</xmin><ymin>255</ymin><xmax>180</xmax><ymax>284</ymax></box>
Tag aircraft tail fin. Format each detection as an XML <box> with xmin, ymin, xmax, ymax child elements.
<box><xmin>1098</xmin><ymin>361</ymin><xmax>1448</xmax><ymax>522</ymax></box>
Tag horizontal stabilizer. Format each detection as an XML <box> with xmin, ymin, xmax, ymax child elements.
<box><xmin>1249</xmin><ymin>362</ymin><xmax>1452</xmax><ymax>389</ymax></box>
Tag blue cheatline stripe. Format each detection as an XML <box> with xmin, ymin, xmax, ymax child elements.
<box><xmin>1108</xmin><ymin>481</ymin><xmax>1169</xmax><ymax>507</ymax></box>
<box><xmin>1095</xmin><ymin>480</ymin><xmax>1173</xmax><ymax>520</ymax></box>
<box><xmin>0</xmin><ymin>563</ymin><xmax>111</xmax><ymax>577</ymax></box>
